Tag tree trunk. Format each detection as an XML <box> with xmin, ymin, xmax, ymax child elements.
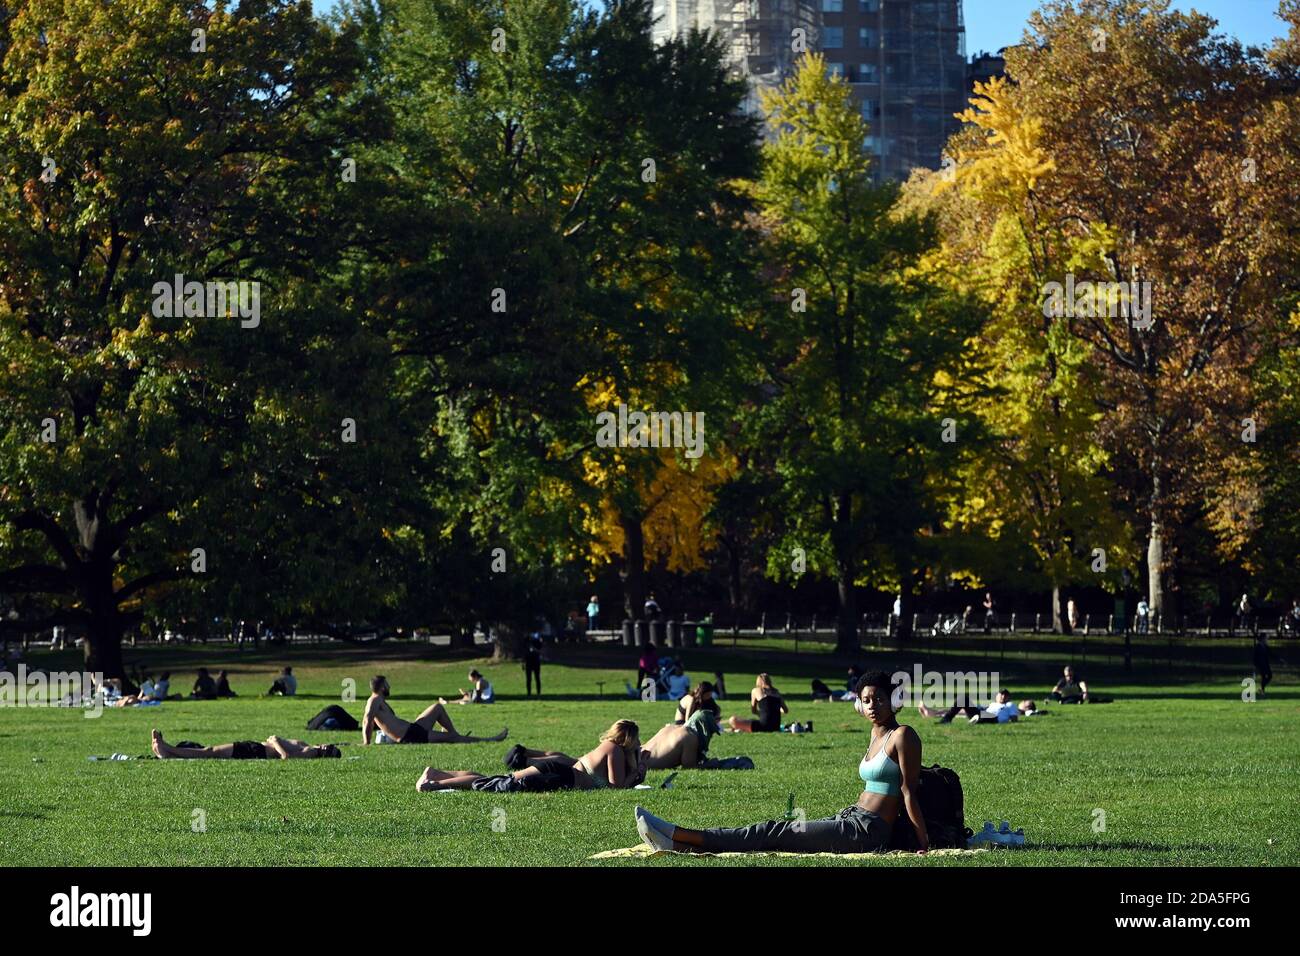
<box><xmin>726</xmin><ymin>536</ymin><xmax>742</xmax><ymax>612</ymax></box>
<box><xmin>835</xmin><ymin>566</ymin><xmax>860</xmax><ymax>654</ymax></box>
<box><xmin>1052</xmin><ymin>584</ymin><xmax>1063</xmax><ymax>633</ymax></box>
<box><xmin>621</xmin><ymin>513</ymin><xmax>646</xmax><ymax>621</ymax></box>
<box><xmin>491</xmin><ymin>623</ymin><xmax>527</xmax><ymax>661</ymax></box>
<box><xmin>1147</xmin><ymin>436</ymin><xmax>1165</xmax><ymax>616</ymax></box>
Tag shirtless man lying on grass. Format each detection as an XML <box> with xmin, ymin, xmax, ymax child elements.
<box><xmin>362</xmin><ymin>675</ymin><xmax>507</xmax><ymax>745</ymax></box>
<box><xmin>151</xmin><ymin>729</ymin><xmax>340</xmax><ymax>759</ymax></box>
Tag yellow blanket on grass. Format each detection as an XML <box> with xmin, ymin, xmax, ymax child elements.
<box><xmin>590</xmin><ymin>845</ymin><xmax>990</xmax><ymax>860</ymax></box>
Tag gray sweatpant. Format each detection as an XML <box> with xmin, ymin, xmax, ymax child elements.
<box><xmin>697</xmin><ymin>806</ymin><xmax>892</xmax><ymax>854</ymax></box>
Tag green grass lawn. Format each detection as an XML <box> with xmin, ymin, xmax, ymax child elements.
<box><xmin>1</xmin><ymin>643</ymin><xmax>1296</xmax><ymax>867</ymax></box>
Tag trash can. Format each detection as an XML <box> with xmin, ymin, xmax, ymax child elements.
<box><xmin>622</xmin><ymin>619</ymin><xmax>634</xmax><ymax>647</ymax></box>
<box><xmin>667</xmin><ymin>620</ymin><xmax>681</xmax><ymax>648</ymax></box>
<box><xmin>696</xmin><ymin>618</ymin><xmax>714</xmax><ymax>647</ymax></box>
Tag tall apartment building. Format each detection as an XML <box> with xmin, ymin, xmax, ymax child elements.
<box><xmin>651</xmin><ymin>0</ymin><xmax>968</xmax><ymax>181</ymax></box>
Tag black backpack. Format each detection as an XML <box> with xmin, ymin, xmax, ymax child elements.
<box><xmin>306</xmin><ymin>704</ymin><xmax>360</xmax><ymax>732</ymax></box>
<box><xmin>887</xmin><ymin>764</ymin><xmax>972</xmax><ymax>850</ymax></box>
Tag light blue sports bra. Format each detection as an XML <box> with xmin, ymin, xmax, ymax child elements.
<box><xmin>859</xmin><ymin>727</ymin><xmax>903</xmax><ymax>796</ymax></box>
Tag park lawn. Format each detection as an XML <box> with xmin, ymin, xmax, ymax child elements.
<box><xmin>0</xmin><ymin>649</ymin><xmax>1296</xmax><ymax>867</ymax></box>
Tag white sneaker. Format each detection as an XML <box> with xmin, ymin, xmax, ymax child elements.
<box><xmin>635</xmin><ymin>807</ymin><xmax>675</xmax><ymax>851</ymax></box>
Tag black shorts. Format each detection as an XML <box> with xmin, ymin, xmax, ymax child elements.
<box><xmin>231</xmin><ymin>740</ymin><xmax>267</xmax><ymax>760</ymax></box>
<box><xmin>399</xmin><ymin>723</ymin><xmax>430</xmax><ymax>744</ymax></box>
<box><xmin>528</xmin><ymin>759</ymin><xmax>578</xmax><ymax>788</ymax></box>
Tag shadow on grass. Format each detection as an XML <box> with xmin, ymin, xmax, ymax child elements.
<box><xmin>1029</xmin><ymin>840</ymin><xmax>1217</xmax><ymax>853</ymax></box>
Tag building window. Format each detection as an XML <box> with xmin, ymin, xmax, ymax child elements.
<box><xmin>822</xmin><ymin>0</ymin><xmax>843</xmax><ymax>11</ymax></box>
<box><xmin>859</xmin><ymin>27</ymin><xmax>876</xmax><ymax>48</ymax></box>
<box><xmin>823</xmin><ymin>26</ymin><xmax>844</xmax><ymax>49</ymax></box>
<box><xmin>827</xmin><ymin>62</ymin><xmax>845</xmax><ymax>78</ymax></box>
<box><xmin>851</xmin><ymin>63</ymin><xmax>877</xmax><ymax>83</ymax></box>
<box><xmin>859</xmin><ymin>0</ymin><xmax>879</xmax><ymax>11</ymax></box>
<box><xmin>860</xmin><ymin>98</ymin><xmax>881</xmax><ymax>120</ymax></box>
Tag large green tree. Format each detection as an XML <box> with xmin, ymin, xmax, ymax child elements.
<box><xmin>0</xmin><ymin>0</ymin><xmax>388</xmax><ymax>678</ymax></box>
<box><xmin>749</xmin><ymin>55</ymin><xmax>988</xmax><ymax>652</ymax></box>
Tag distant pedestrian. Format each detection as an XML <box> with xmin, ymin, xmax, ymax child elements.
<box><xmin>1136</xmin><ymin>599</ymin><xmax>1150</xmax><ymax>634</ymax></box>
<box><xmin>1238</xmin><ymin>593</ymin><xmax>1253</xmax><ymax>633</ymax></box>
<box><xmin>586</xmin><ymin>595</ymin><xmax>600</xmax><ymax>632</ymax></box>
<box><xmin>983</xmin><ymin>592</ymin><xmax>995</xmax><ymax>634</ymax></box>
<box><xmin>644</xmin><ymin>593</ymin><xmax>662</xmax><ymax>621</ymax></box>
<box><xmin>1253</xmin><ymin>631</ymin><xmax>1272</xmax><ymax>697</ymax></box>
<box><xmin>524</xmin><ymin>637</ymin><xmax>543</xmax><ymax>697</ymax></box>
<box><xmin>1066</xmin><ymin>598</ymin><xmax>1079</xmax><ymax>635</ymax></box>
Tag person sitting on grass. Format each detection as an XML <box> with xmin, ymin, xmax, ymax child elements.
<box><xmin>418</xmin><ymin>720</ymin><xmax>646</xmax><ymax>792</ymax></box>
<box><xmin>665</xmin><ymin>663</ymin><xmax>691</xmax><ymax>700</ymax></box>
<box><xmin>1050</xmin><ymin>666</ymin><xmax>1089</xmax><ymax>703</ymax></box>
<box><xmin>268</xmin><ymin>666</ymin><xmax>297</xmax><ymax>696</ymax></box>
<box><xmin>189</xmin><ymin>668</ymin><xmax>217</xmax><ymax>700</ymax></box>
<box><xmin>728</xmin><ymin>674</ymin><xmax>788</xmax><ymax>733</ymax></box>
<box><xmin>151</xmin><ymin>729</ymin><xmax>341</xmax><ymax>760</ymax></box>
<box><xmin>362</xmin><ymin>675</ymin><xmax>506</xmax><ymax>745</ymax></box>
<box><xmin>675</xmin><ymin>681</ymin><xmax>719</xmax><ymax>725</ymax></box>
<box><xmin>455</xmin><ymin>669</ymin><xmax>494</xmax><ymax>704</ymax></box>
<box><xmin>215</xmin><ymin>670</ymin><xmax>237</xmax><ymax>698</ymax></box>
<box><xmin>634</xmin><ymin>670</ymin><xmax>928</xmax><ymax>855</ymax></box>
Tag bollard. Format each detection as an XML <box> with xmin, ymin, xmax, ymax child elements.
<box><xmin>667</xmin><ymin>620</ymin><xmax>681</xmax><ymax>648</ymax></box>
<box><xmin>759</xmin><ymin>612</ymin><xmax>766</xmax><ymax>636</ymax></box>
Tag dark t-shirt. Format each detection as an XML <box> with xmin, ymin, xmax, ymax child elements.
<box><xmin>193</xmin><ymin>675</ymin><xmax>216</xmax><ymax>697</ymax></box>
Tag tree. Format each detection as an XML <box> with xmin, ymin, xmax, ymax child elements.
<box><xmin>749</xmin><ymin>55</ymin><xmax>987</xmax><ymax>652</ymax></box>
<box><xmin>0</xmin><ymin>0</ymin><xmax>385</xmax><ymax>678</ymax></box>
<box><xmin>952</xmin><ymin>0</ymin><xmax>1292</xmax><ymax>620</ymax></box>
<box><xmin>358</xmin><ymin>0</ymin><xmax>761</xmax><ymax>651</ymax></box>
<box><xmin>911</xmin><ymin>78</ymin><xmax>1134</xmax><ymax>628</ymax></box>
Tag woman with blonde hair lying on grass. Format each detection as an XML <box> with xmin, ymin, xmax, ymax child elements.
<box><xmin>417</xmin><ymin>719</ymin><xmax>646</xmax><ymax>793</ymax></box>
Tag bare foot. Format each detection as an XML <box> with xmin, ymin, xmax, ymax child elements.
<box><xmin>150</xmin><ymin>729</ymin><xmax>167</xmax><ymax>759</ymax></box>
<box><xmin>416</xmin><ymin>767</ymin><xmax>443</xmax><ymax>792</ymax></box>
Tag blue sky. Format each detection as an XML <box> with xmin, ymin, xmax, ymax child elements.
<box><xmin>312</xmin><ymin>1</ymin><xmax>1291</xmax><ymax>56</ymax></box>
<box><xmin>963</xmin><ymin>1</ymin><xmax>1288</xmax><ymax>56</ymax></box>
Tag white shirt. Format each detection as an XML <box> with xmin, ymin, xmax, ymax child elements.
<box><xmin>282</xmin><ymin>673</ymin><xmax>297</xmax><ymax>695</ymax></box>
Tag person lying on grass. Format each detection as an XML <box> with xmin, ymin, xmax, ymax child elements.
<box><xmin>918</xmin><ymin>688</ymin><xmax>1037</xmax><ymax>723</ymax></box>
<box><xmin>634</xmin><ymin>671</ymin><xmax>929</xmax><ymax>855</ymax></box>
<box><xmin>643</xmin><ymin>709</ymin><xmax>724</xmax><ymax>769</ymax></box>
<box><xmin>727</xmin><ymin>673</ymin><xmax>788</xmax><ymax>732</ymax></box>
<box><xmin>363</xmin><ymin>676</ymin><xmax>506</xmax><ymax>745</ymax></box>
<box><xmin>417</xmin><ymin>719</ymin><xmax>646</xmax><ymax>792</ymax></box>
<box><xmin>151</xmin><ymin>730</ymin><xmax>341</xmax><ymax>760</ymax></box>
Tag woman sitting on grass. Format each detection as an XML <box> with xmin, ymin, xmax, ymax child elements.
<box><xmin>675</xmin><ymin>681</ymin><xmax>719</xmax><ymax>724</ymax></box>
<box><xmin>728</xmin><ymin>673</ymin><xmax>788</xmax><ymax>733</ymax></box>
<box><xmin>634</xmin><ymin>671</ymin><xmax>929</xmax><ymax>854</ymax></box>
<box><xmin>151</xmin><ymin>730</ymin><xmax>341</xmax><ymax>760</ymax></box>
<box><xmin>418</xmin><ymin>720</ymin><xmax>646</xmax><ymax>793</ymax></box>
